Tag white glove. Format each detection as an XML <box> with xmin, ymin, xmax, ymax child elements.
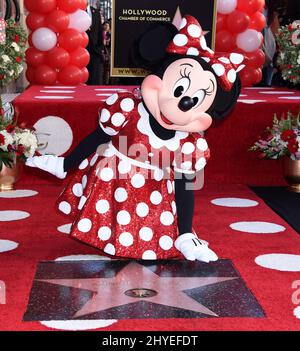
<box><xmin>175</xmin><ymin>233</ymin><xmax>218</xmax><ymax>263</ymax></box>
<box><xmin>25</xmin><ymin>155</ymin><xmax>67</xmax><ymax>179</ymax></box>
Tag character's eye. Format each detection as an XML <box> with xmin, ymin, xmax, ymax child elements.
<box><xmin>191</xmin><ymin>89</ymin><xmax>206</xmax><ymax>108</ymax></box>
<box><xmin>173</xmin><ymin>77</ymin><xmax>190</xmax><ymax>98</ymax></box>
<box><xmin>173</xmin><ymin>69</ymin><xmax>191</xmax><ymax>98</ymax></box>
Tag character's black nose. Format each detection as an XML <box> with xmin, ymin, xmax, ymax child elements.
<box><xmin>178</xmin><ymin>96</ymin><xmax>195</xmax><ymax>112</ymax></box>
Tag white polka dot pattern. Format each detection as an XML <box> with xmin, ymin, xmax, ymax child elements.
<box><xmin>98</xmin><ymin>226</ymin><xmax>112</xmax><ymax>241</ymax></box>
<box><xmin>117</xmin><ymin>210</ymin><xmax>131</xmax><ymax>225</ymax></box>
<box><xmin>139</xmin><ymin>227</ymin><xmax>153</xmax><ymax>241</ymax></box>
<box><xmin>119</xmin><ymin>232</ymin><xmax>133</xmax><ymax>247</ymax></box>
<box><xmin>142</xmin><ymin>250</ymin><xmax>157</xmax><ymax>260</ymax></box>
<box><xmin>96</xmin><ymin>199</ymin><xmax>110</xmax><ymax>214</ymax></box>
<box><xmin>159</xmin><ymin>235</ymin><xmax>173</xmax><ymax>250</ymax></box>
<box><xmin>114</xmin><ymin>187</ymin><xmax>128</xmax><ymax>202</ymax></box>
<box><xmin>150</xmin><ymin>191</ymin><xmax>162</xmax><ymax>205</ymax></box>
<box><xmin>120</xmin><ymin>98</ymin><xmax>134</xmax><ymax>112</ymax></box>
<box><xmin>173</xmin><ymin>34</ymin><xmax>188</xmax><ymax>47</ymax></box>
<box><xmin>160</xmin><ymin>211</ymin><xmax>174</xmax><ymax>226</ymax></box>
<box><xmin>59</xmin><ymin>201</ymin><xmax>71</xmax><ymax>214</ymax></box>
<box><xmin>136</xmin><ymin>202</ymin><xmax>149</xmax><ymax>217</ymax></box>
<box><xmin>77</xmin><ymin>218</ymin><xmax>92</xmax><ymax>233</ymax></box>
<box><xmin>105</xmin><ymin>93</ymin><xmax>118</xmax><ymax>105</ymax></box>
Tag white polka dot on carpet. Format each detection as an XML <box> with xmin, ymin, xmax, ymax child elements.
<box><xmin>230</xmin><ymin>221</ymin><xmax>285</xmax><ymax>234</ymax></box>
<box><xmin>294</xmin><ymin>306</ymin><xmax>300</xmax><ymax>319</ymax></box>
<box><xmin>0</xmin><ymin>190</ymin><xmax>38</xmax><ymax>198</ymax></box>
<box><xmin>278</xmin><ymin>96</ymin><xmax>300</xmax><ymax>100</ymax></box>
<box><xmin>0</xmin><ymin>239</ymin><xmax>19</xmax><ymax>253</ymax></box>
<box><xmin>0</xmin><ymin>210</ymin><xmax>30</xmax><ymax>221</ymax></box>
<box><xmin>55</xmin><ymin>254</ymin><xmax>111</xmax><ymax>261</ymax></box>
<box><xmin>237</xmin><ymin>99</ymin><xmax>266</xmax><ymax>104</ymax></box>
<box><xmin>211</xmin><ymin>198</ymin><xmax>258</xmax><ymax>207</ymax></box>
<box><xmin>40</xmin><ymin>319</ymin><xmax>117</xmax><ymax>331</ymax></box>
<box><xmin>255</xmin><ymin>254</ymin><xmax>300</xmax><ymax>272</ymax></box>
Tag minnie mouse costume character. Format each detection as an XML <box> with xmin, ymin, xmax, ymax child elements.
<box><xmin>26</xmin><ymin>16</ymin><xmax>245</xmax><ymax>262</ymax></box>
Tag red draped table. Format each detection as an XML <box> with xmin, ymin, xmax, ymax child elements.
<box><xmin>14</xmin><ymin>85</ymin><xmax>300</xmax><ymax>186</ymax></box>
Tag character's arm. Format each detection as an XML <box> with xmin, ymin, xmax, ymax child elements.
<box><xmin>175</xmin><ymin>173</ymin><xmax>194</xmax><ymax>235</ymax></box>
<box><xmin>26</xmin><ymin>92</ymin><xmax>136</xmax><ymax>178</ymax></box>
<box><xmin>64</xmin><ymin>125</ymin><xmax>111</xmax><ymax>172</ymax></box>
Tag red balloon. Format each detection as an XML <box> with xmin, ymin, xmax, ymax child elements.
<box><xmin>81</xmin><ymin>32</ymin><xmax>89</xmax><ymax>48</ymax></box>
<box><xmin>246</xmin><ymin>49</ymin><xmax>265</xmax><ymax>67</ymax></box>
<box><xmin>237</xmin><ymin>0</ymin><xmax>264</xmax><ymax>15</ymax></box>
<box><xmin>57</xmin><ymin>0</ymin><xmax>81</xmax><ymax>13</ymax></box>
<box><xmin>249</xmin><ymin>11</ymin><xmax>266</xmax><ymax>31</ymax></box>
<box><xmin>80</xmin><ymin>67</ymin><xmax>89</xmax><ymax>84</ymax></box>
<box><xmin>24</xmin><ymin>0</ymin><xmax>37</xmax><ymax>11</ymax></box>
<box><xmin>26</xmin><ymin>47</ymin><xmax>45</xmax><ymax>67</ymax></box>
<box><xmin>46</xmin><ymin>47</ymin><xmax>70</xmax><ymax>69</ymax></box>
<box><xmin>239</xmin><ymin>68</ymin><xmax>255</xmax><ymax>86</ymax></box>
<box><xmin>26</xmin><ymin>66</ymin><xmax>36</xmax><ymax>84</ymax></box>
<box><xmin>46</xmin><ymin>10</ymin><xmax>70</xmax><ymax>33</ymax></box>
<box><xmin>26</xmin><ymin>12</ymin><xmax>46</xmax><ymax>31</ymax></box>
<box><xmin>34</xmin><ymin>64</ymin><xmax>57</xmax><ymax>85</ymax></box>
<box><xmin>252</xmin><ymin>68</ymin><xmax>263</xmax><ymax>84</ymax></box>
<box><xmin>58</xmin><ymin>65</ymin><xmax>82</xmax><ymax>85</ymax></box>
<box><xmin>226</xmin><ymin>10</ymin><xmax>250</xmax><ymax>33</ymax></box>
<box><xmin>58</xmin><ymin>29</ymin><xmax>83</xmax><ymax>51</ymax></box>
<box><xmin>215</xmin><ymin>30</ymin><xmax>236</xmax><ymax>52</ymax></box>
<box><xmin>69</xmin><ymin>48</ymin><xmax>90</xmax><ymax>68</ymax></box>
<box><xmin>216</xmin><ymin>14</ymin><xmax>227</xmax><ymax>31</ymax></box>
<box><xmin>78</xmin><ymin>0</ymin><xmax>88</xmax><ymax>10</ymax></box>
<box><xmin>28</xmin><ymin>33</ymin><xmax>34</xmax><ymax>46</ymax></box>
<box><xmin>254</xmin><ymin>0</ymin><xmax>265</xmax><ymax>12</ymax></box>
<box><xmin>34</xmin><ymin>0</ymin><xmax>57</xmax><ymax>14</ymax></box>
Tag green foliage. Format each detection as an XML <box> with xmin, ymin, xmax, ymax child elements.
<box><xmin>0</xmin><ymin>19</ymin><xmax>27</xmax><ymax>88</ymax></box>
<box><xmin>276</xmin><ymin>23</ymin><xmax>300</xmax><ymax>85</ymax></box>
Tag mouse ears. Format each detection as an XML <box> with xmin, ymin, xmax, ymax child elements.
<box><xmin>209</xmin><ymin>76</ymin><xmax>241</xmax><ymax>120</ymax></box>
<box><xmin>131</xmin><ymin>22</ymin><xmax>178</xmax><ymax>70</ymax></box>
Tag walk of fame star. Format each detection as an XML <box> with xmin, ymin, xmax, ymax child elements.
<box><xmin>23</xmin><ymin>259</ymin><xmax>265</xmax><ymax>321</ymax></box>
<box><xmin>38</xmin><ymin>262</ymin><xmax>237</xmax><ymax>318</ymax></box>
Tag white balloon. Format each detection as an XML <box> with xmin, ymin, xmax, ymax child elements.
<box><xmin>217</xmin><ymin>0</ymin><xmax>237</xmax><ymax>14</ymax></box>
<box><xmin>236</xmin><ymin>29</ymin><xmax>262</xmax><ymax>52</ymax></box>
<box><xmin>69</xmin><ymin>10</ymin><xmax>92</xmax><ymax>33</ymax></box>
<box><xmin>32</xmin><ymin>27</ymin><xmax>57</xmax><ymax>51</ymax></box>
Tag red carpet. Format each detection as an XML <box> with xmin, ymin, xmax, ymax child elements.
<box><xmin>0</xmin><ymin>177</ymin><xmax>300</xmax><ymax>330</ymax></box>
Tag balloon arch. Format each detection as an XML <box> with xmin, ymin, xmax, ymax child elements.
<box><xmin>216</xmin><ymin>0</ymin><xmax>266</xmax><ymax>86</ymax></box>
<box><xmin>24</xmin><ymin>0</ymin><xmax>267</xmax><ymax>87</ymax></box>
<box><xmin>25</xmin><ymin>0</ymin><xmax>91</xmax><ymax>86</ymax></box>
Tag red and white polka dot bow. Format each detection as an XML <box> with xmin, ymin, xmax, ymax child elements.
<box><xmin>166</xmin><ymin>15</ymin><xmax>245</xmax><ymax>91</ymax></box>
<box><xmin>0</xmin><ymin>18</ymin><xmax>7</xmax><ymax>45</ymax></box>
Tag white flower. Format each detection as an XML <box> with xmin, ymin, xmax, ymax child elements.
<box><xmin>11</xmin><ymin>42</ymin><xmax>20</xmax><ymax>52</ymax></box>
<box><xmin>2</xmin><ymin>55</ymin><xmax>10</xmax><ymax>63</ymax></box>
<box><xmin>17</xmin><ymin>65</ymin><xmax>23</xmax><ymax>74</ymax></box>
<box><xmin>280</xmin><ymin>52</ymin><xmax>285</xmax><ymax>60</ymax></box>
<box><xmin>0</xmin><ymin>130</ymin><xmax>14</xmax><ymax>151</ymax></box>
<box><xmin>297</xmin><ymin>54</ymin><xmax>300</xmax><ymax>65</ymax></box>
<box><xmin>8</xmin><ymin>70</ymin><xmax>14</xmax><ymax>76</ymax></box>
<box><xmin>15</xmin><ymin>131</ymin><xmax>38</xmax><ymax>158</ymax></box>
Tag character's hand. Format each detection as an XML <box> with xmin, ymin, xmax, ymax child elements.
<box><xmin>174</xmin><ymin>233</ymin><xmax>218</xmax><ymax>263</ymax></box>
<box><xmin>25</xmin><ymin>155</ymin><xmax>67</xmax><ymax>179</ymax></box>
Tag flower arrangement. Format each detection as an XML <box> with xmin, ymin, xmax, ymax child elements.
<box><xmin>0</xmin><ymin>18</ymin><xmax>27</xmax><ymax>88</ymax></box>
<box><xmin>0</xmin><ymin>97</ymin><xmax>38</xmax><ymax>171</ymax></box>
<box><xmin>249</xmin><ymin>111</ymin><xmax>300</xmax><ymax>160</ymax></box>
<box><xmin>276</xmin><ymin>22</ymin><xmax>300</xmax><ymax>85</ymax></box>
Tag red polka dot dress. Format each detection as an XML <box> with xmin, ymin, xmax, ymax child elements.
<box><xmin>57</xmin><ymin>92</ymin><xmax>210</xmax><ymax>259</ymax></box>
